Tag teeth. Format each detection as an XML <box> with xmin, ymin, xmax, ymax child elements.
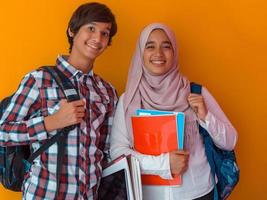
<box><xmin>151</xmin><ymin>60</ymin><xmax>165</xmax><ymax>64</ymax></box>
<box><xmin>86</xmin><ymin>43</ymin><xmax>99</xmax><ymax>50</ymax></box>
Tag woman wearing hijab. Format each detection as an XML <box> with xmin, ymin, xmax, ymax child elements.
<box><xmin>110</xmin><ymin>23</ymin><xmax>237</xmax><ymax>200</ymax></box>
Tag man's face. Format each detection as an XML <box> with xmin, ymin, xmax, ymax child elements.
<box><xmin>70</xmin><ymin>22</ymin><xmax>111</xmax><ymax>62</ymax></box>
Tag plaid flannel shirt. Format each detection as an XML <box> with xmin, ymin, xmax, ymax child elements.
<box><xmin>0</xmin><ymin>56</ymin><xmax>118</xmax><ymax>200</ymax></box>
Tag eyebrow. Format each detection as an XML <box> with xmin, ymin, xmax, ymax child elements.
<box><xmin>145</xmin><ymin>41</ymin><xmax>155</xmax><ymax>46</ymax></box>
<box><xmin>145</xmin><ymin>41</ymin><xmax>172</xmax><ymax>46</ymax></box>
<box><xmin>162</xmin><ymin>41</ymin><xmax>172</xmax><ymax>45</ymax></box>
<box><xmin>89</xmin><ymin>22</ymin><xmax>111</xmax><ymax>31</ymax></box>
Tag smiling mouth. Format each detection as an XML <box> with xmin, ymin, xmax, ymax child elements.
<box><xmin>86</xmin><ymin>42</ymin><xmax>102</xmax><ymax>51</ymax></box>
<box><xmin>150</xmin><ymin>60</ymin><xmax>166</xmax><ymax>65</ymax></box>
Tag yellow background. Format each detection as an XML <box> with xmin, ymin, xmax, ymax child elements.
<box><xmin>0</xmin><ymin>0</ymin><xmax>266</xmax><ymax>199</ymax></box>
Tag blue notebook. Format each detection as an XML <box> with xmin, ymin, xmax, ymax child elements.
<box><xmin>136</xmin><ymin>109</ymin><xmax>185</xmax><ymax>149</ymax></box>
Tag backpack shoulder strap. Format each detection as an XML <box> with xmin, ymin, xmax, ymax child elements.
<box><xmin>190</xmin><ymin>82</ymin><xmax>219</xmax><ymax>200</ymax></box>
<box><xmin>29</xmin><ymin>66</ymin><xmax>80</xmax><ymax>195</ymax></box>
<box><xmin>28</xmin><ymin>66</ymin><xmax>80</xmax><ymax>162</ymax></box>
<box><xmin>190</xmin><ymin>82</ymin><xmax>202</xmax><ymax>94</ymax></box>
<box><xmin>41</xmin><ymin>66</ymin><xmax>80</xmax><ymax>102</ymax></box>
<box><xmin>42</xmin><ymin>66</ymin><xmax>81</xmax><ymax>195</ymax></box>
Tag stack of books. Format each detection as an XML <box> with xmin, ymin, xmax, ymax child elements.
<box><xmin>98</xmin><ymin>108</ymin><xmax>185</xmax><ymax>199</ymax></box>
<box><xmin>132</xmin><ymin>109</ymin><xmax>185</xmax><ymax>186</ymax></box>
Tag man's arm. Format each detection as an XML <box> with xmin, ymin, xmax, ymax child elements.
<box><xmin>0</xmin><ymin>71</ymin><xmax>86</xmax><ymax>146</ymax></box>
<box><xmin>0</xmin><ymin>72</ymin><xmax>47</xmax><ymax>146</ymax></box>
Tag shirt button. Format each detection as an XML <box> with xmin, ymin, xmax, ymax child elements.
<box><xmin>81</xmin><ymin>149</ymin><xmax>85</xmax><ymax>156</ymax></box>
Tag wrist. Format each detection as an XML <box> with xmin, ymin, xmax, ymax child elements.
<box><xmin>198</xmin><ymin>109</ymin><xmax>208</xmax><ymax>121</ymax></box>
<box><xmin>44</xmin><ymin>114</ymin><xmax>58</xmax><ymax>132</ymax></box>
<box><xmin>199</xmin><ymin>114</ymin><xmax>207</xmax><ymax>121</ymax></box>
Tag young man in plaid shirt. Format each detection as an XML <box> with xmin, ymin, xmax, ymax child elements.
<box><xmin>0</xmin><ymin>2</ymin><xmax>118</xmax><ymax>199</ymax></box>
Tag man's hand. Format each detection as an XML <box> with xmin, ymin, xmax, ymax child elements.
<box><xmin>169</xmin><ymin>150</ymin><xmax>189</xmax><ymax>176</ymax></box>
<box><xmin>187</xmin><ymin>93</ymin><xmax>208</xmax><ymax>121</ymax></box>
<box><xmin>44</xmin><ymin>99</ymin><xmax>85</xmax><ymax>132</ymax></box>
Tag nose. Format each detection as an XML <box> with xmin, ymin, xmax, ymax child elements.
<box><xmin>155</xmin><ymin>47</ymin><xmax>163</xmax><ymax>56</ymax></box>
<box><xmin>91</xmin><ymin>31</ymin><xmax>101</xmax><ymax>43</ymax></box>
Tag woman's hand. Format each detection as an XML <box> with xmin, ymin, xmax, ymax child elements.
<box><xmin>169</xmin><ymin>150</ymin><xmax>189</xmax><ymax>175</ymax></box>
<box><xmin>188</xmin><ymin>93</ymin><xmax>208</xmax><ymax>121</ymax></box>
<box><xmin>44</xmin><ymin>99</ymin><xmax>85</xmax><ymax>132</ymax></box>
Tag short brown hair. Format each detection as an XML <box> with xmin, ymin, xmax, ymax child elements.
<box><xmin>67</xmin><ymin>2</ymin><xmax>117</xmax><ymax>51</ymax></box>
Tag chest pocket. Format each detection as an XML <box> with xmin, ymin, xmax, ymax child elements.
<box><xmin>90</xmin><ymin>93</ymin><xmax>110</xmax><ymax>128</ymax></box>
<box><xmin>39</xmin><ymin>87</ymin><xmax>64</xmax><ymax>116</ymax></box>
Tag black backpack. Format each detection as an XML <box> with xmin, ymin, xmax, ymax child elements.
<box><xmin>0</xmin><ymin>66</ymin><xmax>80</xmax><ymax>193</ymax></box>
<box><xmin>190</xmin><ymin>82</ymin><xmax>240</xmax><ymax>200</ymax></box>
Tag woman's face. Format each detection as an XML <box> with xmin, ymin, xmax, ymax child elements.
<box><xmin>143</xmin><ymin>29</ymin><xmax>174</xmax><ymax>76</ymax></box>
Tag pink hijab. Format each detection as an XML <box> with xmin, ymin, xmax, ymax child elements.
<box><xmin>124</xmin><ymin>23</ymin><xmax>195</xmax><ymax>139</ymax></box>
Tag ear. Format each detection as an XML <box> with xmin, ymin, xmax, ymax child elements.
<box><xmin>68</xmin><ymin>28</ymin><xmax>74</xmax><ymax>37</ymax></box>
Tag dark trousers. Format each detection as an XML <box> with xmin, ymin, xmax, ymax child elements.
<box><xmin>193</xmin><ymin>189</ymin><xmax>214</xmax><ymax>200</ymax></box>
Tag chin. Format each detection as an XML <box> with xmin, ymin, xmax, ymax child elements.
<box><xmin>150</xmin><ymin>71</ymin><xmax>165</xmax><ymax>76</ymax></box>
<box><xmin>85</xmin><ymin>52</ymin><xmax>98</xmax><ymax>60</ymax></box>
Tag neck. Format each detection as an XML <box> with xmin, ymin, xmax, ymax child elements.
<box><xmin>68</xmin><ymin>52</ymin><xmax>94</xmax><ymax>74</ymax></box>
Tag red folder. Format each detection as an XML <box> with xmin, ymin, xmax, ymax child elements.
<box><xmin>131</xmin><ymin>115</ymin><xmax>181</xmax><ymax>185</ymax></box>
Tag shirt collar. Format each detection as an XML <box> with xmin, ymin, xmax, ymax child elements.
<box><xmin>56</xmin><ymin>55</ymin><xmax>94</xmax><ymax>79</ymax></box>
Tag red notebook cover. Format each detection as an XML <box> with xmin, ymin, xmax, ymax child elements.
<box><xmin>131</xmin><ymin>115</ymin><xmax>181</xmax><ymax>185</ymax></box>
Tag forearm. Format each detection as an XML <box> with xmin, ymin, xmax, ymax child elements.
<box><xmin>200</xmin><ymin>87</ymin><xmax>238</xmax><ymax>150</ymax></box>
<box><xmin>0</xmin><ymin>116</ymin><xmax>48</xmax><ymax>146</ymax></box>
<box><xmin>199</xmin><ymin>111</ymin><xmax>237</xmax><ymax>150</ymax></box>
<box><xmin>111</xmin><ymin>140</ymin><xmax>172</xmax><ymax>179</ymax></box>
<box><xmin>0</xmin><ymin>72</ymin><xmax>48</xmax><ymax>146</ymax></box>
<box><xmin>44</xmin><ymin>114</ymin><xmax>61</xmax><ymax>132</ymax></box>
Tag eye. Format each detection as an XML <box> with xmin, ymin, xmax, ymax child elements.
<box><xmin>88</xmin><ymin>26</ymin><xmax>95</xmax><ymax>32</ymax></box>
<box><xmin>162</xmin><ymin>43</ymin><xmax>172</xmax><ymax>49</ymax></box>
<box><xmin>145</xmin><ymin>44</ymin><xmax>154</xmax><ymax>49</ymax></box>
<box><xmin>101</xmin><ymin>31</ymin><xmax>110</xmax><ymax>37</ymax></box>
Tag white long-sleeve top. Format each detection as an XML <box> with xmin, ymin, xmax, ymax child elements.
<box><xmin>110</xmin><ymin>87</ymin><xmax>237</xmax><ymax>200</ymax></box>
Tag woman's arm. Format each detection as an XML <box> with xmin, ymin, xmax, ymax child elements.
<box><xmin>190</xmin><ymin>86</ymin><xmax>238</xmax><ymax>150</ymax></box>
<box><xmin>110</xmin><ymin>94</ymin><xmax>172</xmax><ymax>179</ymax></box>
